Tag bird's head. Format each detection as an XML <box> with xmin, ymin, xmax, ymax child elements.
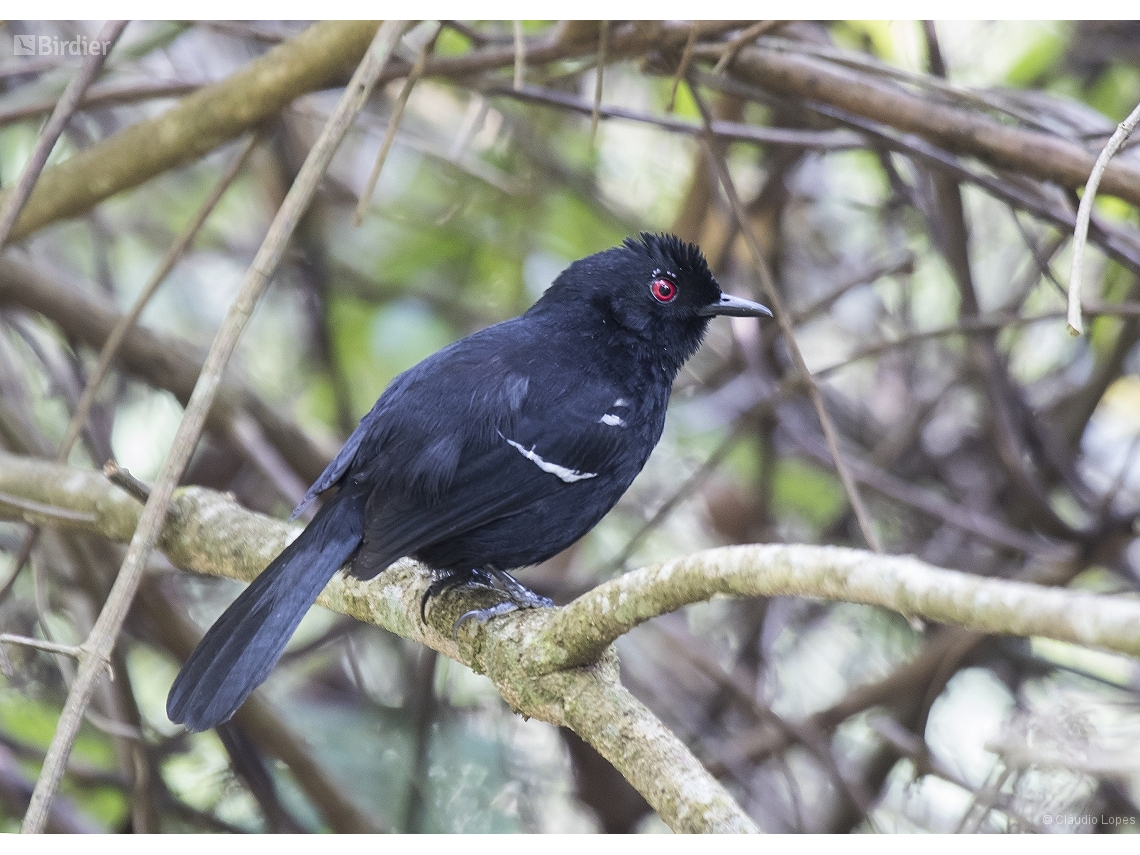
<box><xmin>536</xmin><ymin>233</ymin><xmax>771</xmax><ymax>372</ymax></box>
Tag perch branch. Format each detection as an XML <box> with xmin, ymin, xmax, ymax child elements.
<box><xmin>6</xmin><ymin>450</ymin><xmax>1140</xmax><ymax>831</ymax></box>
<box><xmin>0</xmin><ymin>449</ymin><xmax>756</xmax><ymax>833</ymax></box>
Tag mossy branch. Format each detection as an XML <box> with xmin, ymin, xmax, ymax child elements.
<box><xmin>528</xmin><ymin>545</ymin><xmax>1140</xmax><ymax>671</ymax></box>
<box><xmin>0</xmin><ymin>450</ymin><xmax>755</xmax><ymax>833</ymax></box>
<box><xmin>4</xmin><ymin>449</ymin><xmax>1140</xmax><ymax>831</ymax></box>
<box><xmin>0</xmin><ymin>21</ymin><xmax>381</xmax><ymax>241</ymax></box>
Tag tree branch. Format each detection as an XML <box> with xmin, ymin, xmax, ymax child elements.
<box><xmin>5</xmin><ymin>448</ymin><xmax>1140</xmax><ymax>831</ymax></box>
<box><xmin>528</xmin><ymin>544</ymin><xmax>1140</xmax><ymax>670</ymax></box>
<box><xmin>18</xmin><ymin>22</ymin><xmax>404</xmax><ymax>833</ymax></box>
<box><xmin>0</xmin><ymin>449</ymin><xmax>756</xmax><ymax>833</ymax></box>
<box><xmin>694</xmin><ymin>41</ymin><xmax>1140</xmax><ymax>206</ymax></box>
<box><xmin>0</xmin><ymin>21</ymin><xmax>380</xmax><ymax>241</ymax></box>
<box><xmin>0</xmin><ymin>20</ymin><xmax>126</xmax><ymax>248</ymax></box>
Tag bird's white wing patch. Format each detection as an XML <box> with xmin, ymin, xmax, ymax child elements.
<box><xmin>501</xmin><ymin>435</ymin><xmax>597</xmax><ymax>483</ymax></box>
<box><xmin>599</xmin><ymin>413</ymin><xmax>625</xmax><ymax>427</ymax></box>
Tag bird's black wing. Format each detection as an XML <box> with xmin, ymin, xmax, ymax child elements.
<box><xmin>344</xmin><ymin>321</ymin><xmax>653</xmax><ymax>576</ymax></box>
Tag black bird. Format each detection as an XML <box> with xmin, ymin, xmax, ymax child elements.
<box><xmin>167</xmin><ymin>233</ymin><xmax>771</xmax><ymax>731</ymax></box>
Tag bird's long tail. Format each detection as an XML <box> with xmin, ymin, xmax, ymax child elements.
<box><xmin>166</xmin><ymin>484</ymin><xmax>369</xmax><ymax>731</ymax></box>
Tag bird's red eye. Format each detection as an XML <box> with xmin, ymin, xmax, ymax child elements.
<box><xmin>651</xmin><ymin>278</ymin><xmax>678</xmax><ymax>303</ymax></box>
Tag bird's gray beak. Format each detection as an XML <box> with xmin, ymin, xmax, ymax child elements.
<box><xmin>699</xmin><ymin>292</ymin><xmax>773</xmax><ymax>318</ymax></box>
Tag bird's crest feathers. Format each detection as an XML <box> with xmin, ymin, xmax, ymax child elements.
<box><xmin>622</xmin><ymin>233</ymin><xmax>714</xmax><ymax>285</ymax></box>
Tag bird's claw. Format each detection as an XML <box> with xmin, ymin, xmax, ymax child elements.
<box><xmin>452</xmin><ymin>601</ymin><xmax>520</xmax><ymax>637</ymax></box>
<box><xmin>450</xmin><ymin>586</ymin><xmax>554</xmax><ymax>637</ymax></box>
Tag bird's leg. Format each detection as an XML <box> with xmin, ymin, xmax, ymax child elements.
<box><xmin>452</xmin><ymin>565</ymin><xmax>554</xmax><ymax>634</ymax></box>
<box><xmin>484</xmin><ymin>566</ymin><xmax>554</xmax><ymax>609</ymax></box>
<box><xmin>419</xmin><ymin>568</ymin><xmax>495</xmax><ymax>622</ymax></box>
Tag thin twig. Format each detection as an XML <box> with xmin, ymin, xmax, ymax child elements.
<box><xmin>0</xmin><ymin>21</ymin><xmax>127</xmax><ymax>249</ymax></box>
<box><xmin>20</xmin><ymin>20</ymin><xmax>405</xmax><ymax>834</ymax></box>
<box><xmin>689</xmin><ymin>82</ymin><xmax>883</xmax><ymax>553</ymax></box>
<box><xmin>102</xmin><ymin>461</ymin><xmax>151</xmax><ymax>505</ymax></box>
<box><xmin>813</xmin><ymin>302</ymin><xmax>1140</xmax><ymax>379</ymax></box>
<box><xmin>0</xmin><ymin>55</ymin><xmax>61</xmax><ymax>82</ymax></box>
<box><xmin>589</xmin><ymin>21</ymin><xmax>609</xmax><ymax>145</ymax></box>
<box><xmin>713</xmin><ymin>21</ymin><xmax>782</xmax><ymax>75</ymax></box>
<box><xmin>954</xmin><ymin>762</ymin><xmax>1014</xmax><ymax>833</ymax></box>
<box><xmin>0</xmin><ymin>529</ymin><xmax>40</xmax><ymax>605</ymax></box>
<box><xmin>606</xmin><ymin>418</ymin><xmax>752</xmax><ymax>572</ymax></box>
<box><xmin>442</xmin><ymin>20</ymin><xmax>493</xmax><ymax>46</ymax></box>
<box><xmin>666</xmin><ymin>27</ymin><xmax>697</xmax><ymax>113</ymax></box>
<box><xmin>0</xmin><ymin>634</ymin><xmax>85</xmax><ymax>659</ymax></box>
<box><xmin>1067</xmin><ymin>99</ymin><xmax>1140</xmax><ymax>336</ymax></box>
<box><xmin>223</xmin><ymin>412</ymin><xmax>308</xmax><ymax>508</ymax></box>
<box><xmin>513</xmin><ymin>21</ymin><xmax>525</xmax><ymax>90</ymax></box>
<box><xmin>488</xmin><ymin>82</ymin><xmax>865</xmax><ymax>149</ymax></box>
<box><xmin>0</xmin><ymin>490</ymin><xmax>97</xmax><ymax>524</ymax></box>
<box><xmin>448</xmin><ymin>94</ymin><xmax>489</xmax><ymax>161</ymax></box>
<box><xmin>0</xmin><ymin>132</ymin><xmax>260</xmax><ymax>605</ymax></box>
<box><xmin>58</xmin><ymin>131</ymin><xmax>262</xmax><ymax>463</ymax></box>
<box><xmin>353</xmin><ymin>22</ymin><xmax>434</xmax><ymax>226</ymax></box>
<box><xmin>790</xmin><ymin>252</ymin><xmax>915</xmax><ymax>325</ymax></box>
<box><xmin>0</xmin><ymin>80</ymin><xmax>197</xmax><ymax>129</ymax></box>
<box><xmin>1006</xmin><ymin>211</ymin><xmax>1067</xmax><ymax>297</ymax></box>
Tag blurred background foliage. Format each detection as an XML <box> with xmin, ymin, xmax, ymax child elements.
<box><xmin>2</xmin><ymin>19</ymin><xmax>1140</xmax><ymax>833</ymax></box>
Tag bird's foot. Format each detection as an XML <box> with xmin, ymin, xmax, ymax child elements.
<box><xmin>450</xmin><ymin>566</ymin><xmax>554</xmax><ymax>637</ymax></box>
<box><xmin>485</xmin><ymin>566</ymin><xmax>554</xmax><ymax>610</ymax></box>
<box><xmin>420</xmin><ymin>568</ymin><xmax>495</xmax><ymax>623</ymax></box>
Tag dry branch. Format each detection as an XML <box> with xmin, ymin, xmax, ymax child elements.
<box><xmin>1067</xmin><ymin>99</ymin><xmax>1140</xmax><ymax>335</ymax></box>
<box><xmin>695</xmin><ymin>41</ymin><xmax>1140</xmax><ymax>206</ymax></box>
